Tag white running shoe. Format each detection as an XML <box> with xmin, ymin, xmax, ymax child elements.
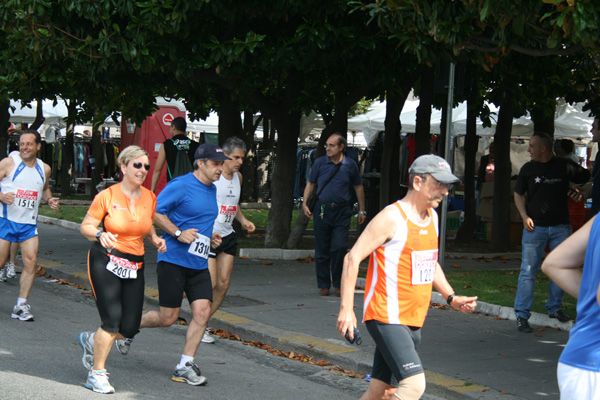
<box><xmin>172</xmin><ymin>362</ymin><xmax>207</xmax><ymax>386</ymax></box>
<box><xmin>85</xmin><ymin>369</ymin><xmax>115</xmax><ymax>394</ymax></box>
<box><xmin>5</xmin><ymin>262</ymin><xmax>16</xmax><ymax>278</ymax></box>
<box><xmin>11</xmin><ymin>303</ymin><xmax>34</xmax><ymax>321</ymax></box>
<box><xmin>201</xmin><ymin>329</ymin><xmax>215</xmax><ymax>344</ymax></box>
<box><xmin>78</xmin><ymin>331</ymin><xmax>94</xmax><ymax>370</ymax></box>
<box><xmin>115</xmin><ymin>337</ymin><xmax>133</xmax><ymax>355</ymax></box>
<box><xmin>0</xmin><ymin>267</ymin><xmax>6</xmax><ymax>282</ymax></box>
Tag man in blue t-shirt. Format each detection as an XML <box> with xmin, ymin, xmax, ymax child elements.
<box><xmin>115</xmin><ymin>143</ymin><xmax>230</xmax><ymax>386</ymax></box>
<box><xmin>302</xmin><ymin>133</ymin><xmax>366</xmax><ymax>297</ymax></box>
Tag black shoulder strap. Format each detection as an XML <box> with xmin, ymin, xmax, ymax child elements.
<box><xmin>314</xmin><ymin>161</ymin><xmax>342</xmax><ymax>200</ymax></box>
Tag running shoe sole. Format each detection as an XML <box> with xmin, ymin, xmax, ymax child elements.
<box><xmin>78</xmin><ymin>332</ymin><xmax>94</xmax><ymax>370</ymax></box>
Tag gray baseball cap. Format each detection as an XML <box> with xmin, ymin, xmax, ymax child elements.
<box><xmin>409</xmin><ymin>155</ymin><xmax>460</xmax><ymax>184</ymax></box>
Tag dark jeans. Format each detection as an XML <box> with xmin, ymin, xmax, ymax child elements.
<box><xmin>313</xmin><ymin>202</ymin><xmax>352</xmax><ymax>289</ymax></box>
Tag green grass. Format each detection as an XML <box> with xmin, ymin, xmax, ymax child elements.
<box><xmin>444</xmin><ymin>269</ymin><xmax>577</xmax><ymax>318</ymax></box>
<box><xmin>39</xmin><ymin>204</ymin><xmax>88</xmax><ymax>223</ymax></box>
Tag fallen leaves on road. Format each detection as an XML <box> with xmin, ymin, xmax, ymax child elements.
<box><xmin>452</xmin><ymin>264</ymin><xmax>461</xmax><ymax>268</ymax></box>
<box><xmin>296</xmin><ymin>257</ymin><xmax>315</xmax><ymax>263</ymax></box>
<box><xmin>44</xmin><ymin>250</ymin><xmax>54</xmax><ymax>255</ymax></box>
<box><xmin>261</xmin><ymin>261</ymin><xmax>273</xmax><ymax>265</ymax></box>
<box><xmin>209</xmin><ymin>328</ymin><xmax>364</xmax><ymax>378</ymax></box>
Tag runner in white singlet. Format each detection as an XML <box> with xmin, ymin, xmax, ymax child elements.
<box><xmin>0</xmin><ymin>131</ymin><xmax>59</xmax><ymax>321</ymax></box>
<box><xmin>204</xmin><ymin>137</ymin><xmax>255</xmax><ymax>344</ymax></box>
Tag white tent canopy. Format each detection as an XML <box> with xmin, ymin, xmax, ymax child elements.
<box><xmin>348</xmin><ymin>99</ymin><xmax>594</xmax><ymax>146</ymax></box>
<box><xmin>8</xmin><ymin>98</ymin><xmax>220</xmax><ymax>134</ymax></box>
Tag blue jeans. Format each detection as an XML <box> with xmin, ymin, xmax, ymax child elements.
<box><xmin>514</xmin><ymin>224</ymin><xmax>571</xmax><ymax>319</ymax></box>
<box><xmin>313</xmin><ymin>202</ymin><xmax>352</xmax><ymax>289</ymax></box>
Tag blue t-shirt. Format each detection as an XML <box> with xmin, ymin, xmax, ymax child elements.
<box><xmin>156</xmin><ymin>173</ymin><xmax>218</xmax><ymax>270</ymax></box>
<box><xmin>559</xmin><ymin>216</ymin><xmax>600</xmax><ymax>371</ymax></box>
<box><xmin>308</xmin><ymin>155</ymin><xmax>361</xmax><ymax>204</ymax></box>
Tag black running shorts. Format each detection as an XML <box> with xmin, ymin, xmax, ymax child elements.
<box><xmin>366</xmin><ymin>320</ymin><xmax>424</xmax><ymax>386</ymax></box>
<box><xmin>156</xmin><ymin>261</ymin><xmax>213</xmax><ymax>308</ymax></box>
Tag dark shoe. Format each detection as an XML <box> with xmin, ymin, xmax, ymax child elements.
<box><xmin>319</xmin><ymin>288</ymin><xmax>329</xmax><ymax>296</ymax></box>
<box><xmin>516</xmin><ymin>317</ymin><xmax>532</xmax><ymax>333</ymax></box>
<box><xmin>334</xmin><ymin>288</ymin><xmax>341</xmax><ymax>297</ymax></box>
<box><xmin>549</xmin><ymin>310</ymin><xmax>571</xmax><ymax>323</ymax></box>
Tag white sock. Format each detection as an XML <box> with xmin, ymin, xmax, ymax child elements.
<box><xmin>88</xmin><ymin>332</ymin><xmax>95</xmax><ymax>348</ymax></box>
<box><xmin>17</xmin><ymin>298</ymin><xmax>27</xmax><ymax>306</ymax></box>
<box><xmin>177</xmin><ymin>355</ymin><xmax>194</xmax><ymax>369</ymax></box>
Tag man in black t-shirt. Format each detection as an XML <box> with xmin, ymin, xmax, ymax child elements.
<box><xmin>151</xmin><ymin>117</ymin><xmax>199</xmax><ymax>193</ymax></box>
<box><xmin>513</xmin><ymin>132</ymin><xmax>590</xmax><ymax>333</ymax></box>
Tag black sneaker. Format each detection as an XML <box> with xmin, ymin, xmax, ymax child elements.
<box><xmin>549</xmin><ymin>310</ymin><xmax>571</xmax><ymax>323</ymax></box>
<box><xmin>516</xmin><ymin>317</ymin><xmax>532</xmax><ymax>333</ymax></box>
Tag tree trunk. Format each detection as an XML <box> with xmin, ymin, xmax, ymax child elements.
<box><xmin>265</xmin><ymin>111</ymin><xmax>301</xmax><ymax>247</ymax></box>
<box><xmin>456</xmin><ymin>87</ymin><xmax>480</xmax><ymax>242</ymax></box>
<box><xmin>0</xmin><ymin>100</ymin><xmax>10</xmax><ymax>159</ymax></box>
<box><xmin>380</xmin><ymin>92</ymin><xmax>409</xmax><ymax>208</ymax></box>
<box><xmin>60</xmin><ymin>100</ymin><xmax>78</xmax><ymax>197</ymax></box>
<box><xmin>216</xmin><ymin>88</ymin><xmax>243</xmax><ymax>144</ymax></box>
<box><xmin>90</xmin><ymin>116</ymin><xmax>104</xmax><ymax>199</ymax></box>
<box><xmin>241</xmin><ymin>110</ymin><xmax>258</xmax><ymax>202</ymax></box>
<box><xmin>30</xmin><ymin>98</ymin><xmax>46</xmax><ymax>131</ymax></box>
<box><xmin>531</xmin><ymin>105</ymin><xmax>556</xmax><ymax>137</ymax></box>
<box><xmin>415</xmin><ymin>66</ymin><xmax>434</xmax><ymax>157</ymax></box>
<box><xmin>491</xmin><ymin>94</ymin><xmax>515</xmax><ymax>251</ymax></box>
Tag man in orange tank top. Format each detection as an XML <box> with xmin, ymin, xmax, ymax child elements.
<box><xmin>337</xmin><ymin>155</ymin><xmax>478</xmax><ymax>400</ymax></box>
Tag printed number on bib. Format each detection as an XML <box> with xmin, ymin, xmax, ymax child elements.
<box><xmin>106</xmin><ymin>254</ymin><xmax>139</xmax><ymax>279</ymax></box>
<box><xmin>15</xmin><ymin>189</ymin><xmax>38</xmax><ymax>209</ymax></box>
<box><xmin>411</xmin><ymin>249</ymin><xmax>437</xmax><ymax>285</ymax></box>
<box><xmin>216</xmin><ymin>204</ymin><xmax>238</xmax><ymax>224</ymax></box>
<box><xmin>188</xmin><ymin>234</ymin><xmax>211</xmax><ymax>259</ymax></box>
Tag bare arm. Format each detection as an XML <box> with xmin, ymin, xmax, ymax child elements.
<box><xmin>541</xmin><ymin>216</ymin><xmax>592</xmax><ymax>298</ymax></box>
<box><xmin>432</xmin><ymin>263</ymin><xmax>478</xmax><ymax>314</ymax></box>
<box><xmin>42</xmin><ymin>163</ymin><xmax>59</xmax><ymax>211</ymax></box>
<box><xmin>151</xmin><ymin>145</ymin><xmax>166</xmax><ymax>192</ymax></box>
<box><xmin>353</xmin><ymin>184</ymin><xmax>366</xmax><ymax>225</ymax></box>
<box><xmin>336</xmin><ymin>206</ymin><xmax>397</xmax><ymax>340</ymax></box>
<box><xmin>0</xmin><ymin>157</ymin><xmax>15</xmax><ymax>205</ymax></box>
<box><xmin>514</xmin><ymin>192</ymin><xmax>533</xmax><ymax>231</ymax></box>
<box><xmin>233</xmin><ymin>172</ymin><xmax>255</xmax><ymax>232</ymax></box>
<box><xmin>81</xmin><ymin>213</ymin><xmax>118</xmax><ymax>249</ymax></box>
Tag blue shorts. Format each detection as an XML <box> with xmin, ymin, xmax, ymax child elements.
<box><xmin>0</xmin><ymin>218</ymin><xmax>38</xmax><ymax>242</ymax></box>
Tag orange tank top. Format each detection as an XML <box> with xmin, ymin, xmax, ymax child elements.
<box><xmin>362</xmin><ymin>201</ymin><xmax>439</xmax><ymax>327</ymax></box>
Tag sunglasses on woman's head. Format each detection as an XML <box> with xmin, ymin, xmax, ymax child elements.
<box><xmin>132</xmin><ymin>162</ymin><xmax>151</xmax><ymax>171</ymax></box>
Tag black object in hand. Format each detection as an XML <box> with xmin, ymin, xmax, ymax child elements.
<box><xmin>345</xmin><ymin>327</ymin><xmax>362</xmax><ymax>345</ymax></box>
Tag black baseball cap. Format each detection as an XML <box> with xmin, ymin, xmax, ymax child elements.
<box><xmin>194</xmin><ymin>143</ymin><xmax>231</xmax><ymax>161</ymax></box>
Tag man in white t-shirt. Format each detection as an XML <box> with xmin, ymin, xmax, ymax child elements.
<box><xmin>202</xmin><ymin>137</ymin><xmax>255</xmax><ymax>344</ymax></box>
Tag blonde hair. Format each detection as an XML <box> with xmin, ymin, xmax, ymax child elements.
<box><xmin>117</xmin><ymin>145</ymin><xmax>149</xmax><ymax>166</ymax></box>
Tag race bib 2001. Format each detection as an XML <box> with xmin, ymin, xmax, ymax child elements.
<box><xmin>105</xmin><ymin>254</ymin><xmax>140</xmax><ymax>279</ymax></box>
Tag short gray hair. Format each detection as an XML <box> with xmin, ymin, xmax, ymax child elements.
<box><xmin>222</xmin><ymin>137</ymin><xmax>246</xmax><ymax>154</ymax></box>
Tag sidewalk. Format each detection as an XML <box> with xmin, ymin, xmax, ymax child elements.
<box><xmin>32</xmin><ymin>217</ymin><xmax>568</xmax><ymax>399</ymax></box>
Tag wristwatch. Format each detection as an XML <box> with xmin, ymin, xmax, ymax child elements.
<box><xmin>174</xmin><ymin>229</ymin><xmax>182</xmax><ymax>239</ymax></box>
<box><xmin>359</xmin><ymin>211</ymin><xmax>366</xmax><ymax>215</ymax></box>
<box><xmin>95</xmin><ymin>231</ymin><xmax>103</xmax><ymax>242</ymax></box>
<box><xmin>447</xmin><ymin>293</ymin><xmax>456</xmax><ymax>306</ymax></box>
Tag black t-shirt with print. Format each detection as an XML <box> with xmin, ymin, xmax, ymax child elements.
<box><xmin>514</xmin><ymin>157</ymin><xmax>590</xmax><ymax>226</ymax></box>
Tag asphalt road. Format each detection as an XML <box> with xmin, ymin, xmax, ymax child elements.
<box><xmin>0</xmin><ymin>275</ymin><xmax>371</xmax><ymax>399</ymax></box>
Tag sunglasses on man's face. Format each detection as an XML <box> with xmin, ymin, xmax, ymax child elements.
<box><xmin>132</xmin><ymin>162</ymin><xmax>151</xmax><ymax>171</ymax></box>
